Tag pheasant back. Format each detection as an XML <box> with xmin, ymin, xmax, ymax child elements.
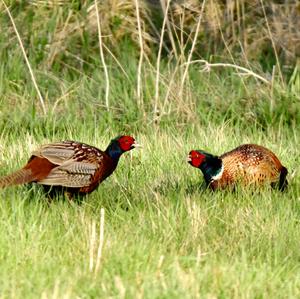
<box><xmin>213</xmin><ymin>144</ymin><xmax>287</xmax><ymax>190</ymax></box>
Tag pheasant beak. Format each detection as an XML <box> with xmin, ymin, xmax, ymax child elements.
<box><xmin>132</xmin><ymin>141</ymin><xmax>143</xmax><ymax>149</ymax></box>
<box><xmin>187</xmin><ymin>155</ymin><xmax>192</xmax><ymax>163</ymax></box>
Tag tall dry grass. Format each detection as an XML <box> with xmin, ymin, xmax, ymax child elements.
<box><xmin>2</xmin><ymin>1</ymin><xmax>297</xmax><ymax>68</ymax></box>
<box><xmin>1</xmin><ymin>0</ymin><xmax>299</xmax><ymax>119</ymax></box>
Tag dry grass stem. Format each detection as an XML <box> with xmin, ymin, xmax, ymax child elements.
<box><xmin>102</xmin><ymin>44</ymin><xmax>129</xmax><ymax>80</ymax></box>
<box><xmin>180</xmin><ymin>0</ymin><xmax>206</xmax><ymax>99</ymax></box>
<box><xmin>259</xmin><ymin>0</ymin><xmax>284</xmax><ymax>85</ymax></box>
<box><xmin>162</xmin><ymin>63</ymin><xmax>180</xmax><ymax>115</ymax></box>
<box><xmin>214</xmin><ymin>4</ymin><xmax>249</xmax><ymax>92</ymax></box>
<box><xmin>135</xmin><ymin>0</ymin><xmax>144</xmax><ymax>107</ymax></box>
<box><xmin>185</xmin><ymin>59</ymin><xmax>271</xmax><ymax>85</ymax></box>
<box><xmin>2</xmin><ymin>0</ymin><xmax>46</xmax><ymax>114</ymax></box>
<box><xmin>94</xmin><ymin>0</ymin><xmax>110</xmax><ymax>111</ymax></box>
<box><xmin>160</xmin><ymin>0</ymin><xmax>178</xmax><ymax>58</ymax></box>
<box><xmin>89</xmin><ymin>220</ymin><xmax>96</xmax><ymax>272</ymax></box>
<box><xmin>154</xmin><ymin>0</ymin><xmax>171</xmax><ymax>116</ymax></box>
<box><xmin>94</xmin><ymin>208</ymin><xmax>105</xmax><ymax>275</ymax></box>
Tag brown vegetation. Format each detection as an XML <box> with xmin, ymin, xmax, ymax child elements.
<box><xmin>10</xmin><ymin>0</ymin><xmax>297</xmax><ymax>69</ymax></box>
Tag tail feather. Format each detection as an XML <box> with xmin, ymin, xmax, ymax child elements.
<box><xmin>0</xmin><ymin>168</ymin><xmax>34</xmax><ymax>188</ymax></box>
<box><xmin>279</xmin><ymin>166</ymin><xmax>288</xmax><ymax>191</ymax></box>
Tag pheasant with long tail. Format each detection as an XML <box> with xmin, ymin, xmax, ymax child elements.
<box><xmin>0</xmin><ymin>135</ymin><xmax>140</xmax><ymax>197</ymax></box>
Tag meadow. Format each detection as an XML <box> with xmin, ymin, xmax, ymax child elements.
<box><xmin>0</xmin><ymin>1</ymin><xmax>299</xmax><ymax>298</ymax></box>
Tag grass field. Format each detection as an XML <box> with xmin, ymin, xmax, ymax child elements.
<box><xmin>0</xmin><ymin>1</ymin><xmax>300</xmax><ymax>298</ymax></box>
<box><xmin>0</xmin><ymin>124</ymin><xmax>299</xmax><ymax>298</ymax></box>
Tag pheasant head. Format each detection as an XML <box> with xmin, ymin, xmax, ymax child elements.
<box><xmin>105</xmin><ymin>135</ymin><xmax>141</xmax><ymax>160</ymax></box>
<box><xmin>188</xmin><ymin>150</ymin><xmax>223</xmax><ymax>184</ymax></box>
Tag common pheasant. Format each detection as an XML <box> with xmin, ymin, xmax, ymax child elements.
<box><xmin>187</xmin><ymin>144</ymin><xmax>288</xmax><ymax>191</ymax></box>
<box><xmin>0</xmin><ymin>135</ymin><xmax>140</xmax><ymax>197</ymax></box>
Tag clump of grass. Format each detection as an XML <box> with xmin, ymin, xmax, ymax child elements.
<box><xmin>170</xmin><ymin>0</ymin><xmax>300</xmax><ymax>69</ymax></box>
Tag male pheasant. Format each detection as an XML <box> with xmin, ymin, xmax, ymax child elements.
<box><xmin>0</xmin><ymin>135</ymin><xmax>140</xmax><ymax>197</ymax></box>
<box><xmin>187</xmin><ymin>144</ymin><xmax>288</xmax><ymax>191</ymax></box>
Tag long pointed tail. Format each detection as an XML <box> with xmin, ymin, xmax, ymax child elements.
<box><xmin>279</xmin><ymin>166</ymin><xmax>288</xmax><ymax>191</ymax></box>
<box><xmin>0</xmin><ymin>168</ymin><xmax>35</xmax><ymax>188</ymax></box>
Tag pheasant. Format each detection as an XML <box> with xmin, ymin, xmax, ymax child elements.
<box><xmin>0</xmin><ymin>135</ymin><xmax>140</xmax><ymax>197</ymax></box>
<box><xmin>187</xmin><ymin>144</ymin><xmax>288</xmax><ymax>191</ymax></box>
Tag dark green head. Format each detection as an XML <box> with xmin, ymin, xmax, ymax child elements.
<box><xmin>187</xmin><ymin>149</ymin><xmax>223</xmax><ymax>183</ymax></box>
<box><xmin>106</xmin><ymin>135</ymin><xmax>140</xmax><ymax>160</ymax></box>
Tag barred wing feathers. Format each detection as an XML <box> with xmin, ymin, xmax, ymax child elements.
<box><xmin>35</xmin><ymin>141</ymin><xmax>104</xmax><ymax>188</ymax></box>
<box><xmin>32</xmin><ymin>141</ymin><xmax>82</xmax><ymax>165</ymax></box>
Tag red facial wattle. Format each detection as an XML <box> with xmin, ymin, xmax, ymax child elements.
<box><xmin>118</xmin><ymin>136</ymin><xmax>136</xmax><ymax>152</ymax></box>
<box><xmin>189</xmin><ymin>150</ymin><xmax>205</xmax><ymax>168</ymax></box>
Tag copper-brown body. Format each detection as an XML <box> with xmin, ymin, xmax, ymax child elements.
<box><xmin>210</xmin><ymin>144</ymin><xmax>288</xmax><ymax>190</ymax></box>
<box><xmin>0</xmin><ymin>141</ymin><xmax>118</xmax><ymax>195</ymax></box>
